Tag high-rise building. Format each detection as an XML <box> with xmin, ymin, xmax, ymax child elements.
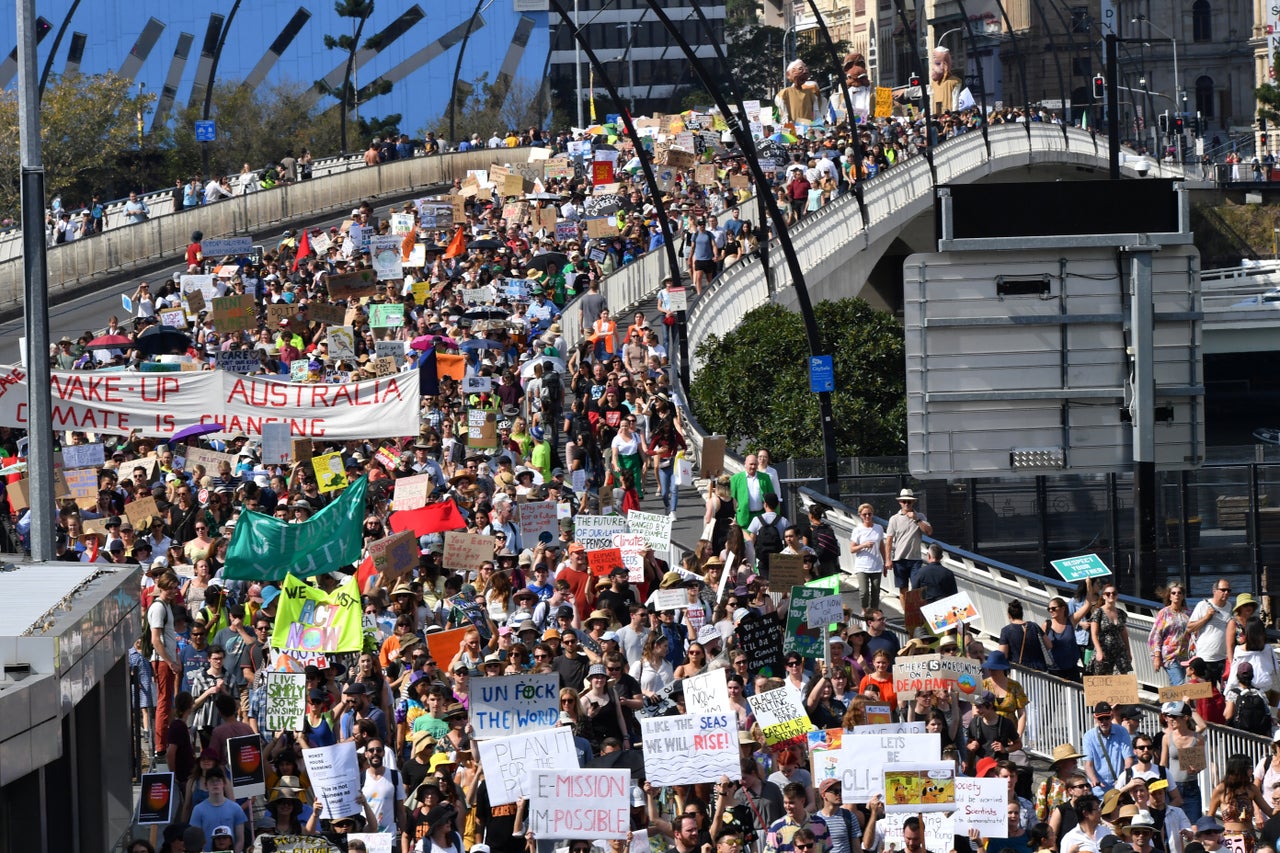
<box><xmin>548</xmin><ymin>0</ymin><xmax>727</xmax><ymax>124</ymax></box>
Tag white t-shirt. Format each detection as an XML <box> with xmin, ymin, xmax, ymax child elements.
<box><xmin>850</xmin><ymin>524</ymin><xmax>886</xmax><ymax>575</ymax></box>
<box><xmin>361</xmin><ymin>768</ymin><xmax>405</xmax><ymax>833</ymax></box>
<box><xmin>1190</xmin><ymin>599</ymin><xmax>1229</xmax><ymax>662</ymax></box>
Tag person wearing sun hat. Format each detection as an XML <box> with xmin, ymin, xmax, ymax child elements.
<box><xmin>1036</xmin><ymin>743</ymin><xmax>1087</xmax><ymax>819</ymax></box>
<box><xmin>264</xmin><ymin>775</ymin><xmax>310</xmax><ymax>834</ymax></box>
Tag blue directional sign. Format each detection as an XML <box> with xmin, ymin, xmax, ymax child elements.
<box><xmin>808</xmin><ymin>355</ymin><xmax>834</xmax><ymax>393</ymax></box>
<box><xmin>194</xmin><ymin>120</ymin><xmax>216</xmax><ymax>142</ymax></box>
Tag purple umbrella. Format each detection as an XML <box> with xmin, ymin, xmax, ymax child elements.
<box><xmin>171</xmin><ymin>423</ymin><xmax>223</xmax><ymax>443</ymax></box>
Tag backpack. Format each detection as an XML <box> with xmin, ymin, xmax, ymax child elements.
<box><xmin>754</xmin><ymin>514</ymin><xmax>783</xmax><ymax>570</ymax></box>
<box><xmin>1232</xmin><ymin>687</ymin><xmax>1272</xmax><ymax>735</ymax></box>
<box><xmin>540</xmin><ymin>371</ymin><xmax>562</xmax><ymax>412</ymax></box>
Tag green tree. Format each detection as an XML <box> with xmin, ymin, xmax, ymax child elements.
<box><xmin>689</xmin><ymin>298</ymin><xmax>906</xmax><ymax>459</ymax></box>
<box><xmin>167</xmin><ymin>80</ymin><xmax>341</xmax><ymax>179</ymax></box>
<box><xmin>0</xmin><ymin>71</ymin><xmax>154</xmax><ymax>220</ymax></box>
<box><xmin>725</xmin><ymin>0</ymin><xmax>763</xmax><ymax>29</ymax></box>
<box><xmin>424</xmin><ymin>75</ymin><xmax>546</xmax><ymax>146</ymax></box>
<box><xmin>318</xmin><ymin>0</ymin><xmax>379</xmax><ymax>154</ymax></box>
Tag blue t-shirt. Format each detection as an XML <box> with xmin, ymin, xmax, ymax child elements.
<box><xmin>190</xmin><ymin>797</ymin><xmax>247</xmax><ymax>845</ymax></box>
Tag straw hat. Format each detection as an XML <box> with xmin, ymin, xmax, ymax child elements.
<box><xmin>1050</xmin><ymin>743</ymin><xmax>1085</xmax><ymax>766</ymax></box>
<box><xmin>267</xmin><ymin>775</ymin><xmax>310</xmax><ymax>809</ymax></box>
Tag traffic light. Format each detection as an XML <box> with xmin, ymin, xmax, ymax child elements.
<box><xmin>1158</xmin><ymin>113</ymin><xmax>1170</xmax><ymax>133</ymax></box>
<box><xmin>1092</xmin><ymin>74</ymin><xmax>1105</xmax><ymax>100</ymax></box>
<box><xmin>909</xmin><ymin>73</ymin><xmax>920</xmax><ymax>88</ymax></box>
<box><xmin>1263</xmin><ymin>133</ymin><xmax>1270</xmax><ymax>147</ymax></box>
<box><xmin>1174</xmin><ymin>116</ymin><xmax>1184</xmax><ymax>133</ymax></box>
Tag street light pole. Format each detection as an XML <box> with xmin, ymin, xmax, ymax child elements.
<box><xmin>1133</xmin><ymin>17</ymin><xmax>1181</xmax><ymax>133</ymax></box>
<box><xmin>574</xmin><ymin>0</ymin><xmax>583</xmax><ymax>128</ymax></box>
<box><xmin>617</xmin><ymin>22</ymin><xmax>637</xmax><ymax>114</ymax></box>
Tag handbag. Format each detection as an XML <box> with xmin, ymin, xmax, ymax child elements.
<box><xmin>675</xmin><ymin>455</ymin><xmax>694</xmax><ymax>486</ymax></box>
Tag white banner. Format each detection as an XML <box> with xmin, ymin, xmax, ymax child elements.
<box><xmin>640</xmin><ymin>713</ymin><xmax>741</xmax><ymax>785</ymax></box>
<box><xmin>475</xmin><ymin>727</ymin><xmax>579</xmax><ymax>806</ymax></box>
<box><xmin>302</xmin><ymin>742</ymin><xmax>361</xmax><ymax>820</ymax></box>
<box><xmin>0</xmin><ymin>366</ymin><xmax>422</xmax><ymax>439</ymax></box>
<box><xmin>469</xmin><ymin>673</ymin><xmax>560</xmax><ymax>739</ymax></box>
<box><xmin>527</xmin><ymin>769</ymin><xmax>630</xmax><ymax>839</ymax></box>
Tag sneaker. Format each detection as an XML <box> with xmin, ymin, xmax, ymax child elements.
<box><xmin>668</xmin><ymin>511</ymin><xmax>677</xmax><ymax>519</ymax></box>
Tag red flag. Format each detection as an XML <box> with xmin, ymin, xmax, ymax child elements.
<box><xmin>291</xmin><ymin>228</ymin><xmax>310</xmax><ymax>272</ymax></box>
<box><xmin>443</xmin><ymin>226</ymin><xmax>467</xmax><ymax>259</ymax></box>
<box><xmin>355</xmin><ymin>554</ymin><xmax>376</xmax><ymax>590</ymax></box>
<box><xmin>390</xmin><ymin>500</ymin><xmax>466</xmax><ymax>537</ymax></box>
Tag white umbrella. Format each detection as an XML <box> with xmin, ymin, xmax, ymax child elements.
<box><xmin>520</xmin><ymin>355</ymin><xmax>565</xmax><ymax>379</ymax></box>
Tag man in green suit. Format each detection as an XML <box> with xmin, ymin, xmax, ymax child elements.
<box><xmin>729</xmin><ymin>454</ymin><xmax>775</xmax><ymax>529</ymax></box>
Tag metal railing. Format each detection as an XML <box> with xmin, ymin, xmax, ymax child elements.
<box><xmin>1014</xmin><ymin>662</ymin><xmax>1270</xmax><ymax>812</ymax></box>
<box><xmin>0</xmin><ymin>147</ymin><xmax>524</xmax><ymax>312</ymax></box>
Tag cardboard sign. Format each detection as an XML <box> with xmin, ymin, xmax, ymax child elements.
<box><xmin>748</xmin><ymin>685</ymin><xmax>814</xmax><ymax>746</ymax></box>
<box><xmin>902</xmin><ymin>587</ymin><xmax>925</xmax><ymax>634</ymax></box>
<box><xmin>308</xmin><ymin>302</ymin><xmax>345</xmax><ymax>326</ymax></box>
<box><xmin>769</xmin><ymin>554</ymin><xmax>807</xmax><ymax>591</ymax></box>
<box><xmin>1157</xmin><ymin>681</ymin><xmax>1214</xmax><ymax>703</ymax></box>
<box><xmin>227</xmin><ymin>733</ymin><xmax>267</xmax><ymax>797</ymax></box>
<box><xmin>1180</xmin><ymin>743</ymin><xmax>1207</xmax><ymax>774</ymax></box>
<box><xmin>587</xmin><ymin>547</ymin><xmax>625</xmax><ymax>578</ymax></box>
<box><xmin>367</xmin><ymin>530</ymin><xmax>418</xmax><ymax>587</ymax></box>
<box><xmin>268</xmin><ymin>304</ymin><xmax>298</xmax><ymax>328</ymax></box>
<box><xmin>137</xmin><ymin>772</ymin><xmax>177</xmax><ymax>824</ymax></box>
<box><xmin>265</xmin><ymin>671</ymin><xmax>307</xmax><ymax>734</ymax></box>
<box><xmin>212</xmin><ymin>294</ymin><xmax>257</xmax><ymax>332</ymax></box>
<box><xmin>682</xmin><ymin>669</ymin><xmax>730</xmax><ymax>718</ymax></box>
<box><xmin>919</xmin><ymin>591</ymin><xmax>980</xmax><ymax>633</ymax></box>
<box><xmin>468</xmin><ymin>673</ymin><xmax>560</xmax><ymax>739</ymax></box>
<box><xmin>443</xmin><ymin>531</ymin><xmax>495</xmax><ymax>571</ymax></box>
<box><xmin>700</xmin><ymin>435</ymin><xmax>726</xmax><ymax>478</ymax></box>
<box><xmin>808</xmin><ymin>728</ymin><xmax>843</xmax><ymax>783</ymax></box>
<box><xmin>735</xmin><ymin>611</ymin><xmax>783</xmax><ymax>675</ymax></box>
<box><xmin>883</xmin><ymin>762</ymin><xmax>955</xmax><ymax>812</ymax></box>
<box><xmin>303</xmin><ymin>742</ymin><xmax>362</xmax><ymax>819</ymax></box>
<box><xmin>665</xmin><ymin>286</ymin><xmax>688</xmax><ymax>312</ymax></box>
<box><xmin>653</xmin><ymin>588</ymin><xmax>691</xmax><ymax>611</ymax></box>
<box><xmin>866</xmin><ymin>704</ymin><xmax>893</xmax><ymax>724</ymax></box>
<box><xmin>159</xmin><ymin>309</ymin><xmax>187</xmax><ymax>329</ymax></box>
<box><xmin>466</xmin><ymin>408</ymin><xmax>497</xmax><ymax>448</ymax></box>
<box><xmin>893</xmin><ymin>654</ymin><xmax>958</xmax><ymax>701</ymax></box>
<box><xmin>183</xmin><ymin>445</ymin><xmax>238</xmax><ymax>475</ymax></box>
<box><xmin>312</xmin><ymin>451</ymin><xmax>349</xmax><ymax>493</ymax></box>
<box><xmin>475</xmin><ymin>726</ymin><xmax>579</xmax><ymax>806</ymax></box>
<box><xmin>326</xmin><ymin>326</ymin><xmax>356</xmax><ymax>359</ymax></box>
<box><xmin>125</xmin><ymin>495</ymin><xmax>160</xmax><ymax>527</ymax></box>
<box><xmin>63</xmin><ymin>467</ymin><xmax>99</xmax><ymax>499</ymax></box>
<box><xmin>392</xmin><ymin>473</ymin><xmax>433</xmax><ymax>511</ymax></box>
<box><xmin>326</xmin><ymin>269</ymin><xmax>380</xmax><ymax>300</ymax></box>
<box><xmin>641</xmin><ymin>713</ymin><xmax>741</xmax><ymax>785</ymax></box>
<box><xmin>1083</xmin><ymin>673</ymin><xmax>1140</xmax><ymax>707</ymax></box>
<box><xmin>625</xmin><ymin>510</ymin><xmax>671</xmax><ymax>552</ymax></box>
<box><xmin>573</xmin><ymin>515</ymin><xmax>628</xmax><ymax>551</ymax></box>
<box><xmin>585</xmin><ymin>217</ymin><xmax>619</xmax><ymax>239</ymax></box>
<box><xmin>837</xmin><ymin>733</ymin><xmax>942</xmax><ymax>804</ymax></box>
<box><xmin>292</xmin><ymin>438</ymin><xmax>313</xmax><ymax>464</ymax></box>
<box><xmin>517</xmin><ymin>500</ymin><xmax>558</xmax><ymax>548</ymax></box>
<box><xmin>952</xmin><ymin>776</ymin><xmax>1008</xmax><ymax>835</ymax></box>
<box><xmin>694</xmin><ymin>164</ymin><xmax>716</xmax><ymax>185</ymax></box>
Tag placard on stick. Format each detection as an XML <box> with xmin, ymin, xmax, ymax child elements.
<box><xmin>1083</xmin><ymin>673</ymin><xmax>1139</xmax><ymax>707</ymax></box>
<box><xmin>768</xmin><ymin>554</ymin><xmax>806</xmax><ymax>591</ymax></box>
<box><xmin>700</xmin><ymin>435</ymin><xmax>726</xmax><ymax>477</ymax></box>
<box><xmin>1157</xmin><ymin>681</ymin><xmax>1214</xmax><ymax>703</ymax></box>
<box><xmin>368</xmin><ymin>530</ymin><xmax>419</xmax><ymax>588</ymax></box>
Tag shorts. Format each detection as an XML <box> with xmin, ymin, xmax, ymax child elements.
<box><xmin>893</xmin><ymin>559</ymin><xmax>920</xmax><ymax>589</ymax></box>
<box><xmin>694</xmin><ymin>259</ymin><xmax>716</xmax><ymax>276</ymax></box>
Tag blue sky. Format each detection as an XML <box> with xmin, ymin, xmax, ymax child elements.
<box><xmin>2</xmin><ymin>0</ymin><xmax>551</xmax><ymax>137</ymax></box>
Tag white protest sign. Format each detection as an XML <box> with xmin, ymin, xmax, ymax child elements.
<box><xmin>461</xmin><ymin>375</ymin><xmax>493</xmax><ymax>394</ymax></box>
<box><xmin>625</xmin><ymin>509</ymin><xmax>672</xmax><ymax>551</ymax></box>
<box><xmin>806</xmin><ymin>594</ymin><xmax>843</xmax><ymax>628</ymax></box>
<box><xmin>475</xmin><ymin>726</ymin><xmax>578</xmax><ymax>805</ymax></box>
<box><xmin>265</xmin><ymin>671</ymin><xmax>306</xmax><ymax>734</ymax></box>
<box><xmin>952</xmin><ymin>776</ymin><xmax>1008</xmax><ymax>835</ymax></box>
<box><xmin>653</xmin><ymin>588</ymin><xmax>690</xmax><ymax>611</ymax></box>
<box><xmin>682</xmin><ymin>669</ymin><xmax>730</xmax><ymax>718</ymax></box>
<box><xmin>748</xmin><ymin>686</ymin><xmax>814</xmax><ymax>746</ymax></box>
<box><xmin>880</xmin><ymin>812</ymin><xmax>954</xmax><ymax>853</ymax></box>
<box><xmin>302</xmin><ymin>741</ymin><xmax>361</xmax><ymax>819</ymax></box>
<box><xmin>469</xmin><ymin>673</ymin><xmax>560</xmax><ymax>739</ymax></box>
<box><xmin>837</xmin><ymin>733</ymin><xmax>941</xmax><ymax>804</ymax></box>
<box><xmin>62</xmin><ymin>443</ymin><xmax>105</xmax><ymax>469</ymax></box>
<box><xmin>919</xmin><ymin>591</ymin><xmax>981</xmax><ymax>633</ymax></box>
<box><xmin>392</xmin><ymin>473</ymin><xmax>433</xmax><ymax>512</ymax></box>
<box><xmin>347</xmin><ymin>835</ymin><xmax>394</xmax><ymax>853</ymax></box>
<box><xmin>640</xmin><ymin>714</ymin><xmax>741</xmax><ymax>785</ymax></box>
<box><xmin>261</xmin><ymin>422</ymin><xmax>293</xmax><ymax>465</ymax></box>
<box><xmin>573</xmin><ymin>514</ymin><xmax>628</xmax><ymax>550</ymax></box>
<box><xmin>851</xmin><ymin>722</ymin><xmax>928</xmax><ymax>736</ymax></box>
<box><xmin>518</xmin><ymin>501</ymin><xmax>559</xmax><ymax>548</ymax></box>
<box><xmin>612</xmin><ymin>532</ymin><xmax>647</xmax><ymax>583</ymax></box>
<box><xmin>528</xmin><ymin>769</ymin><xmax>630</xmax><ymax>839</ymax></box>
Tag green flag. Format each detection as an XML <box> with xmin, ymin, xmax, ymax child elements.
<box><xmin>270</xmin><ymin>572</ymin><xmax>364</xmax><ymax>654</ymax></box>
<box><xmin>223</xmin><ymin>475</ymin><xmax>370</xmax><ymax>581</ymax></box>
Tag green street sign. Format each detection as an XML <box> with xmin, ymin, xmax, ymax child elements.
<box><xmin>1050</xmin><ymin>553</ymin><xmax>1111</xmax><ymax>582</ymax></box>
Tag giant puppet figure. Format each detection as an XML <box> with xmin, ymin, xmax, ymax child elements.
<box><xmin>776</xmin><ymin>59</ymin><xmax>817</xmax><ymax>125</ymax></box>
<box><xmin>899</xmin><ymin>46</ymin><xmax>967</xmax><ymax>115</ymax></box>
<box><xmin>842</xmin><ymin>50</ymin><xmax>873</xmax><ymax>119</ymax></box>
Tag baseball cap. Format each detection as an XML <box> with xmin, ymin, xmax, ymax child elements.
<box><xmin>1093</xmin><ymin>701</ymin><xmax>1114</xmax><ymax>717</ymax></box>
